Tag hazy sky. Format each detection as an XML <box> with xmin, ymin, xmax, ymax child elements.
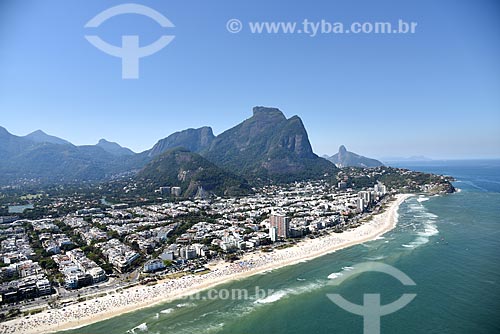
<box><xmin>1</xmin><ymin>0</ymin><xmax>499</xmax><ymax>159</ymax></box>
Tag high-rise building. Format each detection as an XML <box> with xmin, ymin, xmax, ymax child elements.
<box><xmin>374</xmin><ymin>183</ymin><xmax>387</xmax><ymax>195</ymax></box>
<box><xmin>269</xmin><ymin>214</ymin><xmax>290</xmax><ymax>239</ymax></box>
<box><xmin>171</xmin><ymin>187</ymin><xmax>182</xmax><ymax>197</ymax></box>
<box><xmin>359</xmin><ymin>191</ymin><xmax>372</xmax><ymax>204</ymax></box>
<box><xmin>357</xmin><ymin>198</ymin><xmax>365</xmax><ymax>212</ymax></box>
<box><xmin>159</xmin><ymin>186</ymin><xmax>171</xmax><ymax>195</ymax></box>
<box><xmin>269</xmin><ymin>227</ymin><xmax>278</xmax><ymax>242</ymax></box>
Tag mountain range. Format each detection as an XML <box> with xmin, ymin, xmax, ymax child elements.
<box><xmin>324</xmin><ymin>145</ymin><xmax>384</xmax><ymax>168</ymax></box>
<box><xmin>23</xmin><ymin>130</ymin><xmax>72</xmax><ymax>146</ymax></box>
<box><xmin>96</xmin><ymin>139</ymin><xmax>135</xmax><ymax>156</ymax></box>
<box><xmin>0</xmin><ymin>107</ymin><xmax>339</xmax><ymax>195</ymax></box>
<box><xmin>0</xmin><ymin>126</ymin><xmax>142</xmax><ymax>185</ymax></box>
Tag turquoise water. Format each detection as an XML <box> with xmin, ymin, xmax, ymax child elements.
<box><xmin>63</xmin><ymin>160</ymin><xmax>500</xmax><ymax>334</ymax></box>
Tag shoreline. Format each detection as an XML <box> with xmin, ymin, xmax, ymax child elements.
<box><xmin>0</xmin><ymin>194</ymin><xmax>412</xmax><ymax>334</ymax></box>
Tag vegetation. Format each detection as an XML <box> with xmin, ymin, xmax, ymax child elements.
<box><xmin>137</xmin><ymin>148</ymin><xmax>251</xmax><ymax>197</ymax></box>
<box><xmin>202</xmin><ymin>108</ymin><xmax>338</xmax><ymax>183</ymax></box>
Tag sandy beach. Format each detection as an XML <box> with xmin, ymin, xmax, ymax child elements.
<box><xmin>0</xmin><ymin>194</ymin><xmax>412</xmax><ymax>334</ymax></box>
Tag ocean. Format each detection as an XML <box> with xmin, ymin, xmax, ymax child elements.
<box><xmin>62</xmin><ymin>160</ymin><xmax>500</xmax><ymax>334</ymax></box>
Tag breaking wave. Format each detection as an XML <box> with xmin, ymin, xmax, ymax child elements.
<box><xmin>327</xmin><ymin>265</ymin><xmax>355</xmax><ymax>280</ymax></box>
<box><xmin>127</xmin><ymin>322</ymin><xmax>148</xmax><ymax>333</ymax></box>
<box><xmin>254</xmin><ymin>280</ymin><xmax>326</xmax><ymax>305</ymax></box>
<box><xmin>160</xmin><ymin>308</ymin><xmax>174</xmax><ymax>314</ymax></box>
<box><xmin>402</xmin><ymin>198</ymin><xmax>439</xmax><ymax>249</ymax></box>
<box><xmin>254</xmin><ymin>290</ymin><xmax>288</xmax><ymax>304</ymax></box>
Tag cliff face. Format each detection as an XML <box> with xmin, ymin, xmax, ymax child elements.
<box><xmin>201</xmin><ymin>107</ymin><xmax>337</xmax><ymax>181</ymax></box>
<box><xmin>148</xmin><ymin>127</ymin><xmax>215</xmax><ymax>157</ymax></box>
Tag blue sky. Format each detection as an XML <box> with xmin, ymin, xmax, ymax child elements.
<box><xmin>1</xmin><ymin>0</ymin><xmax>499</xmax><ymax>159</ymax></box>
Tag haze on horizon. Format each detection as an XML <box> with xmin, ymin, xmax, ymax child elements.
<box><xmin>1</xmin><ymin>0</ymin><xmax>499</xmax><ymax>160</ymax></box>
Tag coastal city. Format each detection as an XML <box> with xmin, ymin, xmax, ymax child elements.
<box><xmin>1</xmin><ymin>1</ymin><xmax>497</xmax><ymax>333</ymax></box>
<box><xmin>0</xmin><ymin>165</ymin><xmax>454</xmax><ymax>331</ymax></box>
